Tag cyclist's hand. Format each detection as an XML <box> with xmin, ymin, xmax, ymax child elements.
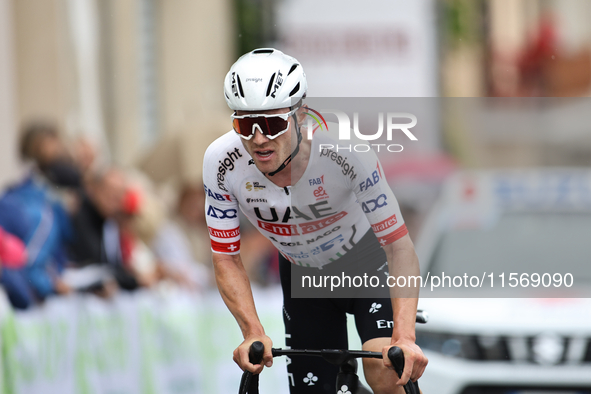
<box><xmin>382</xmin><ymin>340</ymin><xmax>428</xmax><ymax>386</ymax></box>
<box><xmin>233</xmin><ymin>335</ymin><xmax>274</xmax><ymax>374</ymax></box>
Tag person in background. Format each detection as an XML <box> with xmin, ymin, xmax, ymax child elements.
<box><xmin>0</xmin><ymin>226</ymin><xmax>32</xmax><ymax>309</ymax></box>
<box><xmin>19</xmin><ymin>121</ymin><xmax>82</xmax><ymax>191</ymax></box>
<box><xmin>0</xmin><ymin>174</ymin><xmax>73</xmax><ymax>308</ymax></box>
<box><xmin>152</xmin><ymin>183</ymin><xmax>214</xmax><ymax>290</ymax></box>
<box><xmin>0</xmin><ymin>122</ymin><xmax>77</xmax><ymax>309</ymax></box>
<box><xmin>68</xmin><ymin>168</ymin><xmax>139</xmax><ymax>292</ymax></box>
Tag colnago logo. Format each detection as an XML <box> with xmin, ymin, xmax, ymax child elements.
<box><xmin>208</xmin><ymin>226</ymin><xmax>240</xmax><ymax>238</ymax></box>
<box><xmin>319</xmin><ymin>148</ymin><xmax>357</xmax><ymax>181</ymax></box>
<box><xmin>310</xmin><ymin>111</ymin><xmax>418</xmax><ymax>153</ymax></box>
<box><xmin>371</xmin><ymin>214</ymin><xmax>398</xmax><ymax>233</ymax></box>
<box><xmin>217</xmin><ymin>148</ymin><xmax>242</xmax><ymax>192</ymax></box>
<box><xmin>305</xmin><ymin>226</ymin><xmax>341</xmax><ymax>244</ymax></box>
<box><xmin>270</xmin><ymin>70</ymin><xmax>283</xmax><ymax>98</ymax></box>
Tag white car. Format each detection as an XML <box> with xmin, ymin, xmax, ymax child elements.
<box><xmin>413</xmin><ymin>169</ymin><xmax>591</xmax><ymax>394</ymax></box>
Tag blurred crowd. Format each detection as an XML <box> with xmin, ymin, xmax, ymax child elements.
<box><xmin>0</xmin><ymin>121</ymin><xmax>279</xmax><ymax>310</ymax></box>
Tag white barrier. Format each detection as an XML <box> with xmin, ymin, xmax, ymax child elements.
<box><xmin>0</xmin><ymin>286</ymin><xmax>289</xmax><ymax>394</ymax></box>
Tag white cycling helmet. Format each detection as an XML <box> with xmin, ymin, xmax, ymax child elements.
<box><xmin>224</xmin><ymin>48</ymin><xmax>307</xmax><ymax>111</ymax></box>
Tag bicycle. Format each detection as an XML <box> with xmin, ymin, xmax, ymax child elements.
<box><xmin>239</xmin><ymin>310</ymin><xmax>428</xmax><ymax>394</ymax></box>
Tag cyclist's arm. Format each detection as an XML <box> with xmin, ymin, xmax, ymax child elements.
<box><xmin>382</xmin><ymin>234</ymin><xmax>427</xmax><ymax>384</ymax></box>
<box><xmin>212</xmin><ymin>252</ymin><xmax>274</xmax><ymax>373</ymax></box>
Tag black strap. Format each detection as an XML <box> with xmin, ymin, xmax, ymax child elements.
<box><xmin>267</xmin><ymin>113</ymin><xmax>303</xmax><ymax>177</ymax></box>
<box><xmin>238</xmin><ymin>371</ymin><xmax>259</xmax><ymax>394</ymax></box>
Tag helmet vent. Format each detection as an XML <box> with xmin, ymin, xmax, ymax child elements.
<box><xmin>289</xmin><ymin>82</ymin><xmax>300</xmax><ymax>97</ymax></box>
<box><xmin>265</xmin><ymin>73</ymin><xmax>276</xmax><ymax>97</ymax></box>
<box><xmin>252</xmin><ymin>49</ymin><xmax>274</xmax><ymax>55</ymax></box>
<box><xmin>236</xmin><ymin>74</ymin><xmax>245</xmax><ymax>97</ymax></box>
<box><xmin>288</xmin><ymin>64</ymin><xmax>299</xmax><ymax>76</ymax></box>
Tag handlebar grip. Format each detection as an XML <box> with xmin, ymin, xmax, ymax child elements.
<box><xmin>238</xmin><ymin>342</ymin><xmax>265</xmax><ymax>394</ymax></box>
<box><xmin>387</xmin><ymin>346</ymin><xmax>420</xmax><ymax>394</ymax></box>
<box><xmin>249</xmin><ymin>341</ymin><xmax>265</xmax><ymax>365</ymax></box>
<box><xmin>387</xmin><ymin>346</ymin><xmax>405</xmax><ymax>379</ymax></box>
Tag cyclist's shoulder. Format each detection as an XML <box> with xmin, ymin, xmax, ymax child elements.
<box><xmin>204</xmin><ymin>131</ymin><xmax>250</xmax><ymax>166</ymax></box>
<box><xmin>205</xmin><ymin>130</ymin><xmax>240</xmax><ymax>155</ymax></box>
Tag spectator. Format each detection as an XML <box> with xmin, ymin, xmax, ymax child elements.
<box><xmin>0</xmin><ymin>176</ymin><xmax>73</xmax><ymax>308</ymax></box>
<box><xmin>20</xmin><ymin>121</ymin><xmax>82</xmax><ymax>190</ymax></box>
<box><xmin>0</xmin><ymin>226</ymin><xmax>32</xmax><ymax>309</ymax></box>
<box><xmin>153</xmin><ymin>184</ymin><xmax>213</xmax><ymax>288</ymax></box>
<box><xmin>68</xmin><ymin>168</ymin><xmax>139</xmax><ymax>291</ymax></box>
<box><xmin>152</xmin><ymin>183</ymin><xmax>213</xmax><ymax>290</ymax></box>
<box><xmin>118</xmin><ymin>188</ymin><xmax>161</xmax><ymax>288</ymax></box>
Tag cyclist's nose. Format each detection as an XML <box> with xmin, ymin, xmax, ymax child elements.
<box><xmin>252</xmin><ymin>124</ymin><xmax>270</xmax><ymax>144</ymax></box>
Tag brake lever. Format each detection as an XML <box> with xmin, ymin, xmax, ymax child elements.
<box><xmin>388</xmin><ymin>346</ymin><xmax>421</xmax><ymax>394</ymax></box>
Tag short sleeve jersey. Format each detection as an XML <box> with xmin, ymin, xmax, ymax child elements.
<box><xmin>203</xmin><ymin>130</ymin><xmax>408</xmax><ymax>268</ymax></box>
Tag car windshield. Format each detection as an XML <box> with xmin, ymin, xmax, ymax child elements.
<box><xmin>428</xmin><ymin>211</ymin><xmax>591</xmax><ymax>283</ymax></box>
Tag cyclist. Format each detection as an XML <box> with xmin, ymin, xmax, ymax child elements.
<box><xmin>204</xmin><ymin>48</ymin><xmax>427</xmax><ymax>393</ymax></box>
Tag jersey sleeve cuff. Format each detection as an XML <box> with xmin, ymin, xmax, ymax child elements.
<box><xmin>377</xmin><ymin>224</ymin><xmax>408</xmax><ymax>247</ymax></box>
<box><xmin>210</xmin><ymin>239</ymin><xmax>241</xmax><ymax>255</ymax></box>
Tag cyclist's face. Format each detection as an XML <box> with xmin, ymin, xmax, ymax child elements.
<box><xmin>236</xmin><ymin>107</ymin><xmax>297</xmax><ymax>175</ymax></box>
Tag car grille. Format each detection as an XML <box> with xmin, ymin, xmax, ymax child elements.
<box><xmin>416</xmin><ymin>331</ymin><xmax>591</xmax><ymax>364</ymax></box>
<box><xmin>459</xmin><ymin>385</ymin><xmax>591</xmax><ymax>394</ymax></box>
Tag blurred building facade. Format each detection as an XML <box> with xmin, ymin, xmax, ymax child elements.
<box><xmin>443</xmin><ymin>0</ymin><xmax>591</xmax><ymax>98</ymax></box>
<box><xmin>0</xmin><ymin>0</ymin><xmax>234</xmax><ymax>190</ymax></box>
<box><xmin>441</xmin><ymin>0</ymin><xmax>591</xmax><ymax>169</ymax></box>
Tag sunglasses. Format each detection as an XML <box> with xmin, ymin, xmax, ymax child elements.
<box><xmin>231</xmin><ymin>108</ymin><xmax>298</xmax><ymax>140</ymax></box>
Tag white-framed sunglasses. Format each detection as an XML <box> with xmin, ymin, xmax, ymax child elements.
<box><xmin>231</xmin><ymin>107</ymin><xmax>298</xmax><ymax>140</ymax></box>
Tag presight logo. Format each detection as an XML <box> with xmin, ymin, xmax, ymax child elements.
<box><xmin>217</xmin><ymin>148</ymin><xmax>242</xmax><ymax>192</ymax></box>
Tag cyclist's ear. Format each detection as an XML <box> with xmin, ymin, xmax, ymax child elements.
<box><xmin>296</xmin><ymin>104</ymin><xmax>308</xmax><ymax>126</ymax></box>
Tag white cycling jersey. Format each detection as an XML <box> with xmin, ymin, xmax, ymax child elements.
<box><xmin>203</xmin><ymin>129</ymin><xmax>408</xmax><ymax>268</ymax></box>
